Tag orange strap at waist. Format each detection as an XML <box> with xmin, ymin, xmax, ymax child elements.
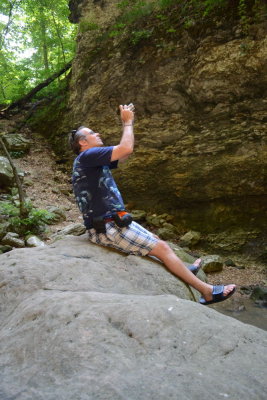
<box><xmin>104</xmin><ymin>211</ymin><xmax>128</xmax><ymax>222</ymax></box>
<box><xmin>117</xmin><ymin>211</ymin><xmax>128</xmax><ymax>217</ymax></box>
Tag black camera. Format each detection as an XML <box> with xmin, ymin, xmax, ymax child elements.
<box><xmin>112</xmin><ymin>212</ymin><xmax>133</xmax><ymax>228</ymax></box>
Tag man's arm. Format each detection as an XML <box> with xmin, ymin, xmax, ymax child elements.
<box><xmin>111</xmin><ymin>104</ymin><xmax>135</xmax><ymax>161</ymax></box>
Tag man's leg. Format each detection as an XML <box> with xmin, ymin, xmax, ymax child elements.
<box><xmin>149</xmin><ymin>240</ymin><xmax>236</xmax><ymax>303</ymax></box>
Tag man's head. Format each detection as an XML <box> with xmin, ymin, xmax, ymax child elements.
<box><xmin>69</xmin><ymin>126</ymin><xmax>103</xmax><ymax>154</ymax></box>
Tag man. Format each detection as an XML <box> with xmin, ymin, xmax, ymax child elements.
<box><xmin>69</xmin><ymin>104</ymin><xmax>236</xmax><ymax>305</ymax></box>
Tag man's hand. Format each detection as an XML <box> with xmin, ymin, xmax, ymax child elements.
<box><xmin>111</xmin><ymin>104</ymin><xmax>135</xmax><ymax>162</ymax></box>
<box><xmin>119</xmin><ymin>104</ymin><xmax>135</xmax><ymax>124</ymax></box>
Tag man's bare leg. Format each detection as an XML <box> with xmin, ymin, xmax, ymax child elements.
<box><xmin>149</xmin><ymin>241</ymin><xmax>236</xmax><ymax>302</ymax></box>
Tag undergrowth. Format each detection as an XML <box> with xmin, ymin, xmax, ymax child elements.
<box><xmin>0</xmin><ymin>199</ymin><xmax>55</xmax><ymax>236</ymax></box>
<box><xmin>82</xmin><ymin>0</ymin><xmax>266</xmax><ymax>50</ymax></box>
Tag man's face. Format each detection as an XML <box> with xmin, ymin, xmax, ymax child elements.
<box><xmin>79</xmin><ymin>128</ymin><xmax>103</xmax><ymax>150</ymax></box>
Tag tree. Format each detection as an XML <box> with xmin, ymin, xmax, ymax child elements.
<box><xmin>0</xmin><ymin>0</ymin><xmax>77</xmax><ymax>105</ymax></box>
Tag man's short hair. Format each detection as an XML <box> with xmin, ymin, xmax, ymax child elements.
<box><xmin>69</xmin><ymin>126</ymin><xmax>87</xmax><ymax>155</ymax></box>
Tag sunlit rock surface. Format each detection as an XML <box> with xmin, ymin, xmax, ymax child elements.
<box><xmin>0</xmin><ymin>235</ymin><xmax>266</xmax><ymax>399</ymax></box>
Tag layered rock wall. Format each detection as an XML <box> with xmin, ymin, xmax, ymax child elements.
<box><xmin>32</xmin><ymin>1</ymin><xmax>267</xmax><ymax>254</ymax></box>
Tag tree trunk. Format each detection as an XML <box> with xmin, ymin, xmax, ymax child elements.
<box><xmin>0</xmin><ymin>60</ymin><xmax>72</xmax><ymax>115</ymax></box>
<box><xmin>39</xmin><ymin>6</ymin><xmax>49</xmax><ymax>72</ymax></box>
<box><xmin>0</xmin><ymin>0</ymin><xmax>18</xmax><ymax>50</ymax></box>
<box><xmin>52</xmin><ymin>11</ymin><xmax>66</xmax><ymax>65</ymax></box>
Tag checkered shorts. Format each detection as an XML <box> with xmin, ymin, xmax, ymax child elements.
<box><xmin>87</xmin><ymin>220</ymin><xmax>159</xmax><ymax>256</ymax></box>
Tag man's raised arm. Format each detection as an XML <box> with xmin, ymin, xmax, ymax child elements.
<box><xmin>111</xmin><ymin>104</ymin><xmax>135</xmax><ymax>161</ymax></box>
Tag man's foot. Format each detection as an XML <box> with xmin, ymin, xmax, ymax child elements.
<box><xmin>199</xmin><ymin>284</ymin><xmax>236</xmax><ymax>305</ymax></box>
<box><xmin>187</xmin><ymin>258</ymin><xmax>202</xmax><ymax>275</ymax></box>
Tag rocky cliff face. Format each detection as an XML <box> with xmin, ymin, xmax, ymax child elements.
<box><xmin>32</xmin><ymin>1</ymin><xmax>267</xmax><ymax>256</ymax></box>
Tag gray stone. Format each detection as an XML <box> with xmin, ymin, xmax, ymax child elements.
<box><xmin>131</xmin><ymin>209</ymin><xmax>147</xmax><ymax>221</ymax></box>
<box><xmin>0</xmin><ymin>244</ymin><xmax>12</xmax><ymax>253</ymax></box>
<box><xmin>51</xmin><ymin>223</ymin><xmax>86</xmax><ymax>239</ymax></box>
<box><xmin>2</xmin><ymin>232</ymin><xmax>25</xmax><ymax>248</ymax></box>
<box><xmin>202</xmin><ymin>255</ymin><xmax>224</xmax><ymax>273</ymax></box>
<box><xmin>1</xmin><ymin>133</ymin><xmax>32</xmax><ymax>153</ymax></box>
<box><xmin>146</xmin><ymin>214</ymin><xmax>164</xmax><ymax>227</ymax></box>
<box><xmin>250</xmin><ymin>286</ymin><xmax>267</xmax><ymax>303</ymax></box>
<box><xmin>0</xmin><ymin>236</ymin><xmax>266</xmax><ymax>400</ymax></box>
<box><xmin>0</xmin><ymin>221</ymin><xmax>12</xmax><ymax>240</ymax></box>
<box><xmin>26</xmin><ymin>235</ymin><xmax>46</xmax><ymax>248</ymax></box>
<box><xmin>157</xmin><ymin>223</ymin><xmax>178</xmax><ymax>240</ymax></box>
<box><xmin>5</xmin><ymin>231</ymin><xmax>19</xmax><ymax>238</ymax></box>
<box><xmin>168</xmin><ymin>242</ymin><xmax>195</xmax><ymax>264</ymax></box>
<box><xmin>46</xmin><ymin>205</ymin><xmax>67</xmax><ymax>223</ymax></box>
<box><xmin>225</xmin><ymin>259</ymin><xmax>236</xmax><ymax>267</ymax></box>
<box><xmin>0</xmin><ymin>156</ymin><xmax>13</xmax><ymax>187</ymax></box>
<box><xmin>180</xmin><ymin>230</ymin><xmax>201</xmax><ymax>246</ymax></box>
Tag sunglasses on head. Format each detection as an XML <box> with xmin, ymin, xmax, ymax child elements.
<box><xmin>71</xmin><ymin>129</ymin><xmax>95</xmax><ymax>139</ymax></box>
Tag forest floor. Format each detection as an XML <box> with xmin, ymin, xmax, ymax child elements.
<box><xmin>10</xmin><ymin>120</ymin><xmax>266</xmax><ymax>293</ymax></box>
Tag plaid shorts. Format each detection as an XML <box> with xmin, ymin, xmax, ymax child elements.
<box><xmin>87</xmin><ymin>220</ymin><xmax>159</xmax><ymax>256</ymax></box>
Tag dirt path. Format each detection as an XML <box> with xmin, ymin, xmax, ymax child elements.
<box><xmin>14</xmin><ymin>127</ymin><xmax>81</xmax><ymax>235</ymax></box>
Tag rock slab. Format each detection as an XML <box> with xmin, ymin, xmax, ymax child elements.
<box><xmin>0</xmin><ymin>235</ymin><xmax>266</xmax><ymax>400</ymax></box>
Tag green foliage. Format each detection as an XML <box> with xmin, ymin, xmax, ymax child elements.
<box><xmin>10</xmin><ymin>151</ymin><xmax>26</xmax><ymax>159</ymax></box>
<box><xmin>0</xmin><ymin>200</ymin><xmax>55</xmax><ymax>235</ymax></box>
<box><xmin>238</xmin><ymin>0</ymin><xmax>250</xmax><ymax>33</ymax></box>
<box><xmin>130</xmin><ymin>29</ymin><xmax>153</xmax><ymax>44</ymax></box>
<box><xmin>0</xmin><ymin>201</ymin><xmax>19</xmax><ymax>218</ymax></box>
<box><xmin>117</xmin><ymin>0</ymin><xmax>131</xmax><ymax>9</ymax></box>
<box><xmin>108</xmin><ymin>23</ymin><xmax>127</xmax><ymax>38</ymax></box>
<box><xmin>106</xmin><ymin>0</ymin><xmax>263</xmax><ymax>49</ymax></box>
<box><xmin>202</xmin><ymin>0</ymin><xmax>227</xmax><ymax>16</ymax></box>
<box><xmin>79</xmin><ymin>21</ymin><xmax>99</xmax><ymax>33</ymax></box>
<box><xmin>0</xmin><ymin>0</ymin><xmax>77</xmax><ymax>105</ymax></box>
<box><xmin>158</xmin><ymin>0</ymin><xmax>178</xmax><ymax>8</ymax></box>
<box><xmin>118</xmin><ymin>0</ymin><xmax>154</xmax><ymax>24</ymax></box>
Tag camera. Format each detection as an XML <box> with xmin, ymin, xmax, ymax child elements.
<box><xmin>116</xmin><ymin>103</ymin><xmax>135</xmax><ymax>115</ymax></box>
<box><xmin>112</xmin><ymin>212</ymin><xmax>133</xmax><ymax>228</ymax></box>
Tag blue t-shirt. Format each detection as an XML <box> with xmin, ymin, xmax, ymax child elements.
<box><xmin>72</xmin><ymin>146</ymin><xmax>125</xmax><ymax>229</ymax></box>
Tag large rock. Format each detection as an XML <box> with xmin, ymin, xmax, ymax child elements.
<box><xmin>2</xmin><ymin>232</ymin><xmax>25</xmax><ymax>248</ymax></box>
<box><xmin>202</xmin><ymin>255</ymin><xmax>224</xmax><ymax>273</ymax></box>
<box><xmin>45</xmin><ymin>205</ymin><xmax>67</xmax><ymax>223</ymax></box>
<box><xmin>0</xmin><ymin>156</ymin><xmax>13</xmax><ymax>187</ymax></box>
<box><xmin>1</xmin><ymin>133</ymin><xmax>32</xmax><ymax>154</ymax></box>
<box><xmin>51</xmin><ymin>223</ymin><xmax>86</xmax><ymax>239</ymax></box>
<box><xmin>0</xmin><ymin>235</ymin><xmax>266</xmax><ymax>399</ymax></box>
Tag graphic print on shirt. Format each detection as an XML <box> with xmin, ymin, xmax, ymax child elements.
<box><xmin>72</xmin><ymin>147</ymin><xmax>125</xmax><ymax>228</ymax></box>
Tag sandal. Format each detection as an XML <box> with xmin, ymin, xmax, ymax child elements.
<box><xmin>199</xmin><ymin>285</ymin><xmax>236</xmax><ymax>305</ymax></box>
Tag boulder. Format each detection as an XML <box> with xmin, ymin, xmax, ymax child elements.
<box><xmin>0</xmin><ymin>244</ymin><xmax>12</xmax><ymax>254</ymax></box>
<box><xmin>131</xmin><ymin>209</ymin><xmax>147</xmax><ymax>221</ymax></box>
<box><xmin>250</xmin><ymin>286</ymin><xmax>267</xmax><ymax>305</ymax></box>
<box><xmin>0</xmin><ymin>235</ymin><xmax>266</xmax><ymax>399</ymax></box>
<box><xmin>0</xmin><ymin>156</ymin><xmax>13</xmax><ymax>188</ymax></box>
<box><xmin>168</xmin><ymin>243</ymin><xmax>195</xmax><ymax>264</ymax></box>
<box><xmin>180</xmin><ymin>230</ymin><xmax>201</xmax><ymax>246</ymax></box>
<box><xmin>0</xmin><ymin>221</ymin><xmax>12</xmax><ymax>240</ymax></box>
<box><xmin>157</xmin><ymin>223</ymin><xmax>178</xmax><ymax>240</ymax></box>
<box><xmin>26</xmin><ymin>235</ymin><xmax>46</xmax><ymax>248</ymax></box>
<box><xmin>2</xmin><ymin>232</ymin><xmax>25</xmax><ymax>248</ymax></box>
<box><xmin>51</xmin><ymin>223</ymin><xmax>86</xmax><ymax>239</ymax></box>
<box><xmin>201</xmin><ymin>255</ymin><xmax>224</xmax><ymax>273</ymax></box>
<box><xmin>1</xmin><ymin>133</ymin><xmax>32</xmax><ymax>154</ymax></box>
<box><xmin>45</xmin><ymin>205</ymin><xmax>67</xmax><ymax>223</ymax></box>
